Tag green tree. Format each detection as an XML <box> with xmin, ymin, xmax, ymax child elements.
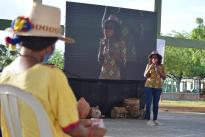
<box><xmin>196</xmin><ymin>17</ymin><xmax>203</xmax><ymax>26</ymax></box>
<box><xmin>165</xmin><ymin>46</ymin><xmax>186</xmax><ymax>91</ymax></box>
<box><xmin>191</xmin><ymin>17</ymin><xmax>205</xmax><ymax>40</ymax></box>
<box><xmin>0</xmin><ymin>44</ymin><xmax>65</xmax><ymax>71</ymax></box>
<box><xmin>166</xmin><ymin>30</ymin><xmax>190</xmax><ymax>39</ymax></box>
<box><xmin>0</xmin><ymin>44</ymin><xmax>18</xmax><ymax>71</ymax></box>
<box><xmin>48</xmin><ymin>50</ymin><xmax>64</xmax><ymax>69</ymax></box>
<box><xmin>165</xmin><ymin>46</ymin><xmax>205</xmax><ymax>91</ymax></box>
<box><xmin>164</xmin><ymin>18</ymin><xmax>205</xmax><ymax>91</ymax></box>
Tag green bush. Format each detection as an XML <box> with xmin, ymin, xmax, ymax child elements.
<box><xmin>48</xmin><ymin>50</ymin><xmax>64</xmax><ymax>69</ymax></box>
<box><xmin>0</xmin><ymin>44</ymin><xmax>18</xmax><ymax>71</ymax></box>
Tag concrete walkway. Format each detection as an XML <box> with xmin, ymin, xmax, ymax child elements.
<box><xmin>104</xmin><ymin>112</ymin><xmax>205</xmax><ymax>137</ymax></box>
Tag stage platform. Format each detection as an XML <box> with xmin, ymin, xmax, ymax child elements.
<box><xmin>68</xmin><ymin>78</ymin><xmax>146</xmax><ymax>117</ymax></box>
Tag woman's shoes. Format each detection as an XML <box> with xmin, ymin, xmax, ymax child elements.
<box><xmin>147</xmin><ymin>120</ymin><xmax>155</xmax><ymax>126</ymax></box>
<box><xmin>147</xmin><ymin>120</ymin><xmax>161</xmax><ymax>126</ymax></box>
<box><xmin>154</xmin><ymin>120</ymin><xmax>162</xmax><ymax>126</ymax></box>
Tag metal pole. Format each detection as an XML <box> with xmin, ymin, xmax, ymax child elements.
<box><xmin>33</xmin><ymin>0</ymin><xmax>42</xmax><ymax>4</ymax></box>
<box><xmin>154</xmin><ymin>0</ymin><xmax>162</xmax><ymax>37</ymax></box>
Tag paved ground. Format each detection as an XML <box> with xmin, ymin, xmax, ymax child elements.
<box><xmin>104</xmin><ymin>112</ymin><xmax>205</xmax><ymax>137</ymax></box>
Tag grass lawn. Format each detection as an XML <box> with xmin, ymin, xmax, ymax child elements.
<box><xmin>159</xmin><ymin>100</ymin><xmax>205</xmax><ymax>107</ymax></box>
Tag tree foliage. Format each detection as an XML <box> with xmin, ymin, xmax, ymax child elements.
<box><xmin>165</xmin><ymin>46</ymin><xmax>205</xmax><ymax>78</ymax></box>
<box><xmin>191</xmin><ymin>18</ymin><xmax>205</xmax><ymax>40</ymax></box>
<box><xmin>48</xmin><ymin>50</ymin><xmax>64</xmax><ymax>69</ymax></box>
<box><xmin>0</xmin><ymin>43</ymin><xmax>64</xmax><ymax>71</ymax></box>
<box><xmin>0</xmin><ymin>44</ymin><xmax>18</xmax><ymax>71</ymax></box>
<box><xmin>165</xmin><ymin>17</ymin><xmax>205</xmax><ymax>79</ymax></box>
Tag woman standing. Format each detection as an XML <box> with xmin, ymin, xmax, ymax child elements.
<box><xmin>144</xmin><ymin>51</ymin><xmax>166</xmax><ymax>126</ymax></box>
<box><xmin>98</xmin><ymin>19</ymin><xmax>127</xmax><ymax>80</ymax></box>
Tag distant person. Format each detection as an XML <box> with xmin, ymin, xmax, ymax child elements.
<box><xmin>144</xmin><ymin>51</ymin><xmax>166</xmax><ymax>126</ymax></box>
<box><xmin>0</xmin><ymin>3</ymin><xmax>106</xmax><ymax>137</ymax></box>
<box><xmin>98</xmin><ymin>18</ymin><xmax>127</xmax><ymax>80</ymax></box>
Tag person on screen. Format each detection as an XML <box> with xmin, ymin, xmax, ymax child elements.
<box><xmin>98</xmin><ymin>17</ymin><xmax>127</xmax><ymax>80</ymax></box>
<box><xmin>0</xmin><ymin>3</ymin><xmax>106</xmax><ymax>137</ymax></box>
<box><xmin>144</xmin><ymin>51</ymin><xmax>166</xmax><ymax>126</ymax></box>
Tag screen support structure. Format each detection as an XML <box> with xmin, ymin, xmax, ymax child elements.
<box><xmin>33</xmin><ymin>0</ymin><xmax>42</xmax><ymax>4</ymax></box>
<box><xmin>154</xmin><ymin>0</ymin><xmax>162</xmax><ymax>37</ymax></box>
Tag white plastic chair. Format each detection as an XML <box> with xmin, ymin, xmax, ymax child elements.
<box><xmin>0</xmin><ymin>84</ymin><xmax>53</xmax><ymax>137</ymax></box>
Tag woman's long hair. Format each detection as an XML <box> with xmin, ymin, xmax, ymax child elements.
<box><xmin>148</xmin><ymin>54</ymin><xmax>162</xmax><ymax>65</ymax></box>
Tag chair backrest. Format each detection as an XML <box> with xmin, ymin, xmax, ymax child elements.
<box><xmin>0</xmin><ymin>84</ymin><xmax>53</xmax><ymax>137</ymax></box>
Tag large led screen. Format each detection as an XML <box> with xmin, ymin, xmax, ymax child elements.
<box><xmin>65</xmin><ymin>2</ymin><xmax>157</xmax><ymax>80</ymax></box>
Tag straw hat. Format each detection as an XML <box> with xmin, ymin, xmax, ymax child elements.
<box><xmin>7</xmin><ymin>3</ymin><xmax>74</xmax><ymax>44</ymax></box>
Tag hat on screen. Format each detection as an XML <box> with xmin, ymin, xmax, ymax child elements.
<box><xmin>6</xmin><ymin>3</ymin><xmax>74</xmax><ymax>44</ymax></box>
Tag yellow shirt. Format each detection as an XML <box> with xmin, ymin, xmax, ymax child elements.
<box><xmin>144</xmin><ymin>64</ymin><xmax>165</xmax><ymax>89</ymax></box>
<box><xmin>0</xmin><ymin>64</ymin><xmax>79</xmax><ymax>137</ymax></box>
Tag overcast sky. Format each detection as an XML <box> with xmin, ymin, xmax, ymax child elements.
<box><xmin>1</xmin><ymin>0</ymin><xmax>205</xmax><ymax>51</ymax></box>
